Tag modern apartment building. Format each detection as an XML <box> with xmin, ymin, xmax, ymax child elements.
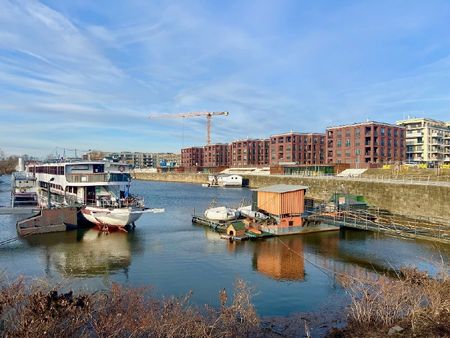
<box><xmin>181</xmin><ymin>147</ymin><xmax>204</xmax><ymax>169</ymax></box>
<box><xmin>230</xmin><ymin>139</ymin><xmax>270</xmax><ymax>167</ymax></box>
<box><xmin>153</xmin><ymin>153</ymin><xmax>181</xmax><ymax>167</ymax></box>
<box><xmin>133</xmin><ymin>152</ymin><xmax>154</xmax><ymax>168</ymax></box>
<box><xmin>326</xmin><ymin>121</ymin><xmax>405</xmax><ymax>168</ymax></box>
<box><xmin>203</xmin><ymin>143</ymin><xmax>230</xmax><ymax>168</ymax></box>
<box><xmin>269</xmin><ymin>132</ymin><xmax>325</xmax><ymax>165</ymax></box>
<box><xmin>396</xmin><ymin>118</ymin><xmax>450</xmax><ymax>164</ymax></box>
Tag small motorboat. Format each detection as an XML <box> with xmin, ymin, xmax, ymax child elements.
<box><xmin>204</xmin><ymin>206</ymin><xmax>239</xmax><ymax>221</ymax></box>
<box><xmin>237</xmin><ymin>205</ymin><xmax>269</xmax><ymax>220</ymax></box>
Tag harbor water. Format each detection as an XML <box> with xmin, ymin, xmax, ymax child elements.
<box><xmin>0</xmin><ymin>176</ymin><xmax>449</xmax><ymax>317</ymax></box>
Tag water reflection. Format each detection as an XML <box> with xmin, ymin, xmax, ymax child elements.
<box><xmin>225</xmin><ymin>231</ymin><xmax>419</xmax><ymax>282</ymax></box>
<box><xmin>24</xmin><ymin>229</ymin><xmax>142</xmax><ymax>277</ymax></box>
<box><xmin>253</xmin><ymin>237</ymin><xmax>305</xmax><ymax>281</ymax></box>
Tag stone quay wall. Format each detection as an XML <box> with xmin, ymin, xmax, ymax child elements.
<box><xmin>133</xmin><ymin>172</ymin><xmax>450</xmax><ymax>220</ymax></box>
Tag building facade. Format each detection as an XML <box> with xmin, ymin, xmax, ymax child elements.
<box><xmin>203</xmin><ymin>144</ymin><xmax>230</xmax><ymax>168</ymax></box>
<box><xmin>396</xmin><ymin>118</ymin><xmax>450</xmax><ymax>164</ymax></box>
<box><xmin>230</xmin><ymin>139</ymin><xmax>270</xmax><ymax>167</ymax></box>
<box><xmin>269</xmin><ymin>132</ymin><xmax>325</xmax><ymax>166</ymax></box>
<box><xmin>326</xmin><ymin>121</ymin><xmax>406</xmax><ymax>168</ymax></box>
<box><xmin>181</xmin><ymin>147</ymin><xmax>204</xmax><ymax>169</ymax></box>
<box><xmin>133</xmin><ymin>152</ymin><xmax>154</xmax><ymax>168</ymax></box>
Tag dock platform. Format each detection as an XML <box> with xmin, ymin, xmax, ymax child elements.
<box><xmin>0</xmin><ymin>207</ymin><xmax>39</xmax><ymax>215</ymax></box>
<box><xmin>192</xmin><ymin>215</ymin><xmax>230</xmax><ymax>232</ymax></box>
<box><xmin>16</xmin><ymin>207</ymin><xmax>78</xmax><ymax>236</ymax></box>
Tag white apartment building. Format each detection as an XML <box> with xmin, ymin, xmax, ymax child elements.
<box><xmin>396</xmin><ymin>118</ymin><xmax>450</xmax><ymax>164</ymax></box>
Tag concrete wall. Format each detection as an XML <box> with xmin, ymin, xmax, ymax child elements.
<box><xmin>133</xmin><ymin>172</ymin><xmax>450</xmax><ymax>220</ymax></box>
<box><xmin>133</xmin><ymin>172</ymin><xmax>209</xmax><ymax>184</ymax></box>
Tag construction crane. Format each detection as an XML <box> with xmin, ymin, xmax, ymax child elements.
<box><xmin>148</xmin><ymin>111</ymin><xmax>229</xmax><ymax>145</ymax></box>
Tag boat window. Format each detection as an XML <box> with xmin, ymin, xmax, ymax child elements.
<box><xmin>93</xmin><ymin>164</ymin><xmax>104</xmax><ymax>173</ymax></box>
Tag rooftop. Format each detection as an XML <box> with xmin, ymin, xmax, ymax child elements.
<box><xmin>326</xmin><ymin>121</ymin><xmax>404</xmax><ymax>130</ymax></box>
<box><xmin>270</xmin><ymin>131</ymin><xmax>325</xmax><ymax>137</ymax></box>
<box><xmin>255</xmin><ymin>184</ymin><xmax>309</xmax><ymax>193</ymax></box>
<box><xmin>229</xmin><ymin>221</ymin><xmax>246</xmax><ymax>230</ymax></box>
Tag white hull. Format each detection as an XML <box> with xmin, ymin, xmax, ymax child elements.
<box><xmin>238</xmin><ymin>205</ymin><xmax>269</xmax><ymax>220</ymax></box>
<box><xmin>221</xmin><ymin>182</ymin><xmax>242</xmax><ymax>187</ymax></box>
<box><xmin>204</xmin><ymin>206</ymin><xmax>239</xmax><ymax>221</ymax></box>
<box><xmin>208</xmin><ymin>174</ymin><xmax>243</xmax><ymax>187</ymax></box>
<box><xmin>81</xmin><ymin>206</ymin><xmax>143</xmax><ymax>228</ymax></box>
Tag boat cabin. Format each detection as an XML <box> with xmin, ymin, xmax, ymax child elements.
<box><xmin>226</xmin><ymin>221</ymin><xmax>246</xmax><ymax>237</ymax></box>
<box><xmin>28</xmin><ymin>161</ymin><xmax>133</xmax><ymax>207</ymax></box>
<box><xmin>254</xmin><ymin>184</ymin><xmax>308</xmax><ymax>227</ymax></box>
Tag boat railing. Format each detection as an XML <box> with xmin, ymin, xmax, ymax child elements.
<box><xmin>87</xmin><ymin>195</ymin><xmax>144</xmax><ymax>209</ymax></box>
<box><xmin>12</xmin><ymin>171</ymin><xmax>36</xmax><ymax>180</ymax></box>
<box><xmin>66</xmin><ymin>173</ymin><xmax>108</xmax><ymax>183</ymax></box>
<box><xmin>66</xmin><ymin>173</ymin><xmax>131</xmax><ymax>183</ymax></box>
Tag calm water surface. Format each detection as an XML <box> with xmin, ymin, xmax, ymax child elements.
<box><xmin>0</xmin><ymin>176</ymin><xmax>449</xmax><ymax>316</ymax></box>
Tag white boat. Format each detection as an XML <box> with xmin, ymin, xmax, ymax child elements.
<box><xmin>237</xmin><ymin>205</ymin><xmax>269</xmax><ymax>220</ymax></box>
<box><xmin>208</xmin><ymin>174</ymin><xmax>243</xmax><ymax>187</ymax></box>
<box><xmin>204</xmin><ymin>206</ymin><xmax>239</xmax><ymax>221</ymax></box>
<box><xmin>28</xmin><ymin>161</ymin><xmax>162</xmax><ymax>229</ymax></box>
<box><xmin>11</xmin><ymin>171</ymin><xmax>38</xmax><ymax>208</ymax></box>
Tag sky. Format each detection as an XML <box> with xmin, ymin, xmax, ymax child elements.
<box><xmin>1</xmin><ymin>0</ymin><xmax>450</xmax><ymax>157</ymax></box>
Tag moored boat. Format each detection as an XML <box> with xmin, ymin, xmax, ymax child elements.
<box><xmin>11</xmin><ymin>171</ymin><xmax>38</xmax><ymax>208</ymax></box>
<box><xmin>237</xmin><ymin>205</ymin><xmax>269</xmax><ymax>220</ymax></box>
<box><xmin>28</xmin><ymin>161</ymin><xmax>161</xmax><ymax>229</ymax></box>
<box><xmin>208</xmin><ymin>174</ymin><xmax>243</xmax><ymax>187</ymax></box>
<box><xmin>204</xmin><ymin>206</ymin><xmax>239</xmax><ymax>221</ymax></box>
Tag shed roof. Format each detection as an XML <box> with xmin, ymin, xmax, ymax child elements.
<box><xmin>254</xmin><ymin>184</ymin><xmax>308</xmax><ymax>193</ymax></box>
<box><xmin>228</xmin><ymin>221</ymin><xmax>246</xmax><ymax>231</ymax></box>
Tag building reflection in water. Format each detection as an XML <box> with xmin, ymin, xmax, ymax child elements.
<box><xmin>252</xmin><ymin>237</ymin><xmax>305</xmax><ymax>281</ymax></box>
<box><xmin>249</xmin><ymin>232</ymin><xmax>388</xmax><ymax>281</ymax></box>
<box><xmin>25</xmin><ymin>229</ymin><xmax>133</xmax><ymax>277</ymax></box>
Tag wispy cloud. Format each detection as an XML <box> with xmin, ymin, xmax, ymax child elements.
<box><xmin>1</xmin><ymin>0</ymin><xmax>450</xmax><ymax>157</ymax></box>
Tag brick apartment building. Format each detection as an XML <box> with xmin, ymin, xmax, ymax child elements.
<box><xmin>230</xmin><ymin>139</ymin><xmax>270</xmax><ymax>167</ymax></box>
<box><xmin>181</xmin><ymin>147</ymin><xmax>203</xmax><ymax>169</ymax></box>
<box><xmin>203</xmin><ymin>143</ymin><xmax>230</xmax><ymax>168</ymax></box>
<box><xmin>269</xmin><ymin>132</ymin><xmax>326</xmax><ymax>165</ymax></box>
<box><xmin>326</xmin><ymin>121</ymin><xmax>405</xmax><ymax>168</ymax></box>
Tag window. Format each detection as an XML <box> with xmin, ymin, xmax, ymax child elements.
<box><xmin>346</xmin><ymin>139</ymin><xmax>351</xmax><ymax>147</ymax></box>
<box><xmin>337</xmin><ymin>140</ymin><xmax>342</xmax><ymax>147</ymax></box>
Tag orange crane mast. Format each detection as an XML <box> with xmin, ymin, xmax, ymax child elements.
<box><xmin>148</xmin><ymin>111</ymin><xmax>229</xmax><ymax>145</ymax></box>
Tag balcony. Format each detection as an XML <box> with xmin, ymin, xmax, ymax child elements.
<box><xmin>406</xmin><ymin>132</ymin><xmax>422</xmax><ymax>138</ymax></box>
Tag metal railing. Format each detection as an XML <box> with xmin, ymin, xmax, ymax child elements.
<box><xmin>66</xmin><ymin>173</ymin><xmax>131</xmax><ymax>183</ymax></box>
<box><xmin>66</xmin><ymin>173</ymin><xmax>108</xmax><ymax>183</ymax></box>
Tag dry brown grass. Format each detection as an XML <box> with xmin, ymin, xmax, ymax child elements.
<box><xmin>332</xmin><ymin>266</ymin><xmax>450</xmax><ymax>337</ymax></box>
<box><xmin>0</xmin><ymin>278</ymin><xmax>260</xmax><ymax>338</ymax></box>
<box><xmin>2</xmin><ymin>267</ymin><xmax>449</xmax><ymax>337</ymax></box>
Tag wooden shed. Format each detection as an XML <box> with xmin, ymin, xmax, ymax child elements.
<box><xmin>226</xmin><ymin>221</ymin><xmax>246</xmax><ymax>237</ymax></box>
<box><xmin>255</xmin><ymin>184</ymin><xmax>308</xmax><ymax>227</ymax></box>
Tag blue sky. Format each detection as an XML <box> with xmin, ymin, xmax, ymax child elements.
<box><xmin>1</xmin><ymin>0</ymin><xmax>450</xmax><ymax>157</ymax></box>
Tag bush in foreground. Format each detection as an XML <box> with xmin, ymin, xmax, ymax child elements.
<box><xmin>1</xmin><ymin>267</ymin><xmax>449</xmax><ymax>337</ymax></box>
<box><xmin>331</xmin><ymin>267</ymin><xmax>450</xmax><ymax>337</ymax></box>
<box><xmin>0</xmin><ymin>278</ymin><xmax>260</xmax><ymax>337</ymax></box>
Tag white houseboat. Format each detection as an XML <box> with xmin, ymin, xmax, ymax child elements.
<box><xmin>28</xmin><ymin>161</ymin><xmax>152</xmax><ymax>229</ymax></box>
<box><xmin>208</xmin><ymin>174</ymin><xmax>243</xmax><ymax>187</ymax></box>
<box><xmin>11</xmin><ymin>171</ymin><xmax>38</xmax><ymax>208</ymax></box>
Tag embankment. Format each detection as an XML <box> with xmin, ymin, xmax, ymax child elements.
<box><xmin>133</xmin><ymin>172</ymin><xmax>209</xmax><ymax>185</ymax></box>
<box><xmin>133</xmin><ymin>172</ymin><xmax>450</xmax><ymax>220</ymax></box>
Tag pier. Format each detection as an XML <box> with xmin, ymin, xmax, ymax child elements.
<box><xmin>0</xmin><ymin>207</ymin><xmax>38</xmax><ymax>215</ymax></box>
<box><xmin>306</xmin><ymin>209</ymin><xmax>450</xmax><ymax>244</ymax></box>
